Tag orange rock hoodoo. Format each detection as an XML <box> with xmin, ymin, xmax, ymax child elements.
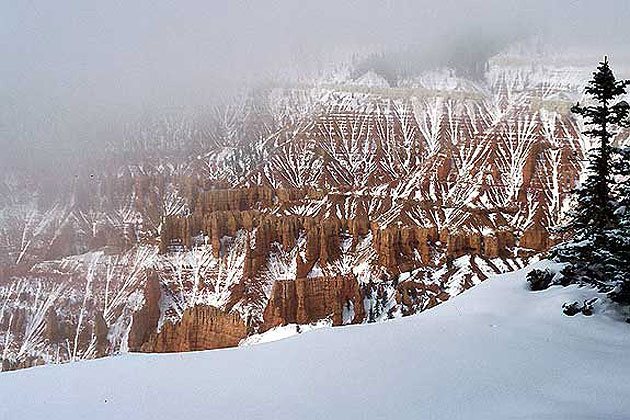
<box><xmin>136</xmin><ymin>186</ymin><xmax>545</xmax><ymax>353</ymax></box>
<box><xmin>137</xmin><ymin>305</ymin><xmax>248</xmax><ymax>353</ymax></box>
<box><xmin>159</xmin><ymin>187</ymin><xmax>537</xmax><ymax>274</ymax></box>
<box><xmin>262</xmin><ymin>275</ymin><xmax>365</xmax><ymax>329</ymax></box>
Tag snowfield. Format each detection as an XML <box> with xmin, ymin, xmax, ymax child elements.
<box><xmin>1</xmin><ymin>261</ymin><xmax>629</xmax><ymax>420</ymax></box>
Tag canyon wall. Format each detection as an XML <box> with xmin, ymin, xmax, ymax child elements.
<box><xmin>2</xmin><ymin>52</ymin><xmax>606</xmax><ymax>368</ymax></box>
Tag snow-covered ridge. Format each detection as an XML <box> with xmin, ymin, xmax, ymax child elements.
<box><xmin>1</xmin><ymin>261</ymin><xmax>628</xmax><ymax>420</ymax></box>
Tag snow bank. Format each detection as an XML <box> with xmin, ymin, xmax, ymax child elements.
<box><xmin>1</xmin><ymin>261</ymin><xmax>629</xmax><ymax>420</ymax></box>
<box><xmin>239</xmin><ymin>320</ymin><xmax>332</xmax><ymax>347</ymax></box>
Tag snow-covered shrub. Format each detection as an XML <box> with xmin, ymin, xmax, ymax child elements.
<box><xmin>526</xmin><ymin>269</ymin><xmax>555</xmax><ymax>291</ymax></box>
<box><xmin>581</xmin><ymin>299</ymin><xmax>596</xmax><ymax>316</ymax></box>
<box><xmin>562</xmin><ymin>301</ymin><xmax>582</xmax><ymax>316</ymax></box>
<box><xmin>562</xmin><ymin>298</ymin><xmax>597</xmax><ymax>317</ymax></box>
<box><xmin>526</xmin><ymin>266</ymin><xmax>569</xmax><ymax>291</ymax></box>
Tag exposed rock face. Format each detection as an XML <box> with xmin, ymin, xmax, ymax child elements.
<box><xmin>263</xmin><ymin>275</ymin><xmax>365</xmax><ymax>329</ymax></box>
<box><xmin>137</xmin><ymin>305</ymin><xmax>247</xmax><ymax>353</ymax></box>
<box><xmin>395</xmin><ymin>280</ymin><xmax>451</xmax><ymax>316</ymax></box>
<box><xmin>520</xmin><ymin>223</ymin><xmax>552</xmax><ymax>251</ymax></box>
<box><xmin>482</xmin><ymin>231</ymin><xmax>516</xmax><ymax>258</ymax></box>
<box><xmin>373</xmin><ymin>225</ymin><xmax>438</xmax><ymax>271</ymax></box>
<box><xmin>44</xmin><ymin>308</ymin><xmax>61</xmax><ymax>342</ymax></box>
<box><xmin>129</xmin><ymin>271</ymin><xmax>161</xmax><ymax>351</ymax></box>
<box><xmin>94</xmin><ymin>312</ymin><xmax>109</xmax><ymax>357</ymax></box>
<box><xmin>159</xmin><ymin>188</ymin><xmax>524</xmax><ymax>279</ymax></box>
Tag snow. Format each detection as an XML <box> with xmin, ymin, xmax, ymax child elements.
<box><xmin>1</xmin><ymin>260</ymin><xmax>629</xmax><ymax>420</ymax></box>
<box><xmin>239</xmin><ymin>320</ymin><xmax>332</xmax><ymax>347</ymax></box>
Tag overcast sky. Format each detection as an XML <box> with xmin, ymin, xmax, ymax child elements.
<box><xmin>2</xmin><ymin>0</ymin><xmax>630</xmax><ymax>168</ymax></box>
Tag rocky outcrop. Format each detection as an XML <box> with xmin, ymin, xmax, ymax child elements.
<box><xmin>395</xmin><ymin>280</ymin><xmax>451</xmax><ymax>316</ymax></box>
<box><xmin>520</xmin><ymin>223</ymin><xmax>552</xmax><ymax>251</ymax></box>
<box><xmin>137</xmin><ymin>305</ymin><xmax>247</xmax><ymax>353</ymax></box>
<box><xmin>160</xmin><ymin>197</ymin><xmax>528</xmax><ymax>280</ymax></box>
<box><xmin>373</xmin><ymin>225</ymin><xmax>438</xmax><ymax>272</ymax></box>
<box><xmin>44</xmin><ymin>308</ymin><xmax>61</xmax><ymax>343</ymax></box>
<box><xmin>129</xmin><ymin>271</ymin><xmax>161</xmax><ymax>351</ymax></box>
<box><xmin>482</xmin><ymin>231</ymin><xmax>516</xmax><ymax>258</ymax></box>
<box><xmin>262</xmin><ymin>275</ymin><xmax>365</xmax><ymax>330</ymax></box>
<box><xmin>94</xmin><ymin>312</ymin><xmax>109</xmax><ymax>357</ymax></box>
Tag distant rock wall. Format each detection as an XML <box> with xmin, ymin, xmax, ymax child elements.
<box><xmin>135</xmin><ymin>305</ymin><xmax>247</xmax><ymax>353</ymax></box>
<box><xmin>159</xmin><ymin>187</ymin><xmax>540</xmax><ymax>276</ymax></box>
<box><xmin>262</xmin><ymin>275</ymin><xmax>365</xmax><ymax>330</ymax></box>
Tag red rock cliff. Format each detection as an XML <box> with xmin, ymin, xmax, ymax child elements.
<box><xmin>137</xmin><ymin>305</ymin><xmax>247</xmax><ymax>353</ymax></box>
<box><xmin>262</xmin><ymin>275</ymin><xmax>365</xmax><ymax>330</ymax></box>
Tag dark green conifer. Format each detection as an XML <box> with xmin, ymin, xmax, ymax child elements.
<box><xmin>554</xmin><ymin>57</ymin><xmax>630</xmax><ymax>289</ymax></box>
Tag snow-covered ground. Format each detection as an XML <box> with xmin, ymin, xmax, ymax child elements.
<box><xmin>1</xmin><ymin>261</ymin><xmax>629</xmax><ymax>420</ymax></box>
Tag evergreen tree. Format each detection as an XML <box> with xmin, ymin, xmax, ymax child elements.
<box><xmin>553</xmin><ymin>57</ymin><xmax>629</xmax><ymax>288</ymax></box>
<box><xmin>611</xmin><ymin>146</ymin><xmax>630</xmax><ymax>303</ymax></box>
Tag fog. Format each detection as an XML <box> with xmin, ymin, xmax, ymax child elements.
<box><xmin>2</xmin><ymin>0</ymin><xmax>630</xmax><ymax>171</ymax></box>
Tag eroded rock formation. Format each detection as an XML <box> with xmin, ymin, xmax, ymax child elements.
<box><xmin>129</xmin><ymin>271</ymin><xmax>161</xmax><ymax>351</ymax></box>
<box><xmin>137</xmin><ymin>305</ymin><xmax>247</xmax><ymax>353</ymax></box>
<box><xmin>263</xmin><ymin>275</ymin><xmax>365</xmax><ymax>329</ymax></box>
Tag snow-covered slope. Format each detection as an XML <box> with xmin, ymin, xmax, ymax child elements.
<box><xmin>1</xmin><ymin>261</ymin><xmax>628</xmax><ymax>420</ymax></box>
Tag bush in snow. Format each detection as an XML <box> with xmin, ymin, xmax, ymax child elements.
<box><xmin>526</xmin><ymin>269</ymin><xmax>555</xmax><ymax>291</ymax></box>
<box><xmin>562</xmin><ymin>299</ymin><xmax>598</xmax><ymax>317</ymax></box>
<box><xmin>581</xmin><ymin>299</ymin><xmax>596</xmax><ymax>316</ymax></box>
<box><xmin>563</xmin><ymin>301</ymin><xmax>582</xmax><ymax>316</ymax></box>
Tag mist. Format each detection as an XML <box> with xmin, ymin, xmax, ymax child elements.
<box><xmin>2</xmin><ymin>0</ymin><xmax>630</xmax><ymax>171</ymax></box>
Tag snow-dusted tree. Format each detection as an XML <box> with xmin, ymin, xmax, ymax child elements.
<box><xmin>610</xmin><ymin>146</ymin><xmax>630</xmax><ymax>303</ymax></box>
<box><xmin>553</xmin><ymin>57</ymin><xmax>629</xmax><ymax>289</ymax></box>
